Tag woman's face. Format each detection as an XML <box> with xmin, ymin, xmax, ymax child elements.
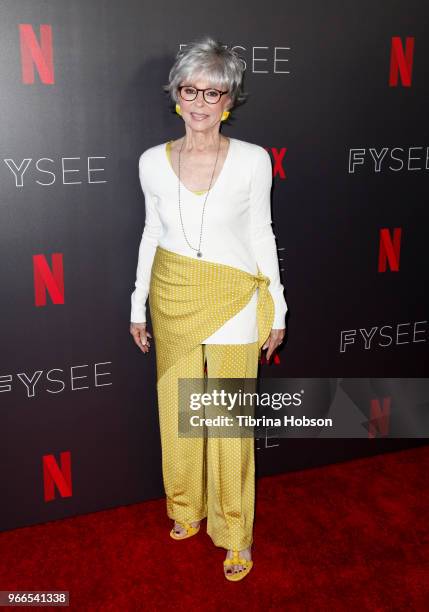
<box><xmin>177</xmin><ymin>75</ymin><xmax>231</xmax><ymax>132</ymax></box>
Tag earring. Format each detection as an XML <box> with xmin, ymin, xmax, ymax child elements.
<box><xmin>221</xmin><ymin>110</ymin><xmax>230</xmax><ymax>121</ymax></box>
<box><xmin>175</xmin><ymin>103</ymin><xmax>182</xmax><ymax>116</ymax></box>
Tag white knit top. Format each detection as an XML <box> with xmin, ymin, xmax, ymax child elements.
<box><xmin>130</xmin><ymin>136</ymin><xmax>287</xmax><ymax>343</ymax></box>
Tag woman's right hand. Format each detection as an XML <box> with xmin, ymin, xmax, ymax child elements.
<box><xmin>130</xmin><ymin>322</ymin><xmax>152</xmax><ymax>354</ymax></box>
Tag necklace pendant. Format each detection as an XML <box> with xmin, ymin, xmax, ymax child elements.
<box><xmin>197</xmin><ymin>251</ymin><xmax>202</xmax><ymax>258</ymax></box>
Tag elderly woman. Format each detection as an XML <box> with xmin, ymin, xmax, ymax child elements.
<box><xmin>129</xmin><ymin>35</ymin><xmax>287</xmax><ymax>581</ymax></box>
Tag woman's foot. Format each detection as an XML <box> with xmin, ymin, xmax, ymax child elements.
<box><xmin>172</xmin><ymin>520</ymin><xmax>200</xmax><ymax>538</ymax></box>
<box><xmin>224</xmin><ymin>547</ymin><xmax>252</xmax><ymax>577</ymax></box>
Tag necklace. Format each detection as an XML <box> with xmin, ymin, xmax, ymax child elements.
<box><xmin>177</xmin><ymin>136</ymin><xmax>222</xmax><ymax>258</ymax></box>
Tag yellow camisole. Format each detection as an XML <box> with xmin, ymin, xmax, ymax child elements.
<box><xmin>166</xmin><ymin>140</ymin><xmax>207</xmax><ymax>195</ymax></box>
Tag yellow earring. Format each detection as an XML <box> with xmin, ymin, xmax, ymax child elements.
<box><xmin>175</xmin><ymin>103</ymin><xmax>182</xmax><ymax>116</ymax></box>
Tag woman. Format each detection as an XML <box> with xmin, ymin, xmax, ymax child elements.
<box><xmin>129</xmin><ymin>35</ymin><xmax>287</xmax><ymax>581</ymax></box>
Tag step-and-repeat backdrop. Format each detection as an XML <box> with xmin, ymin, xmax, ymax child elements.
<box><xmin>1</xmin><ymin>1</ymin><xmax>428</xmax><ymax>532</ymax></box>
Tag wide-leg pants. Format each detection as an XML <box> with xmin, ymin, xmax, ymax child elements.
<box><xmin>157</xmin><ymin>340</ymin><xmax>259</xmax><ymax>551</ymax></box>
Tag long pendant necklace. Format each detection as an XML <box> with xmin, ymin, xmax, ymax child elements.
<box><xmin>177</xmin><ymin>136</ymin><xmax>221</xmax><ymax>258</ymax></box>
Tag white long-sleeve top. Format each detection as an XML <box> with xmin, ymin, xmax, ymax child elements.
<box><xmin>130</xmin><ymin>136</ymin><xmax>287</xmax><ymax>343</ymax></box>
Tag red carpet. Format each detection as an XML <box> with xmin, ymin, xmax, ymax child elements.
<box><xmin>1</xmin><ymin>446</ymin><xmax>428</xmax><ymax>611</ymax></box>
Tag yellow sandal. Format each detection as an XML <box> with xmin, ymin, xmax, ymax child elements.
<box><xmin>169</xmin><ymin>521</ymin><xmax>200</xmax><ymax>540</ymax></box>
<box><xmin>223</xmin><ymin>550</ymin><xmax>253</xmax><ymax>581</ymax></box>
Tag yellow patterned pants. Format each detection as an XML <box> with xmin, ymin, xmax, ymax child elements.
<box><xmin>149</xmin><ymin>246</ymin><xmax>275</xmax><ymax>550</ymax></box>
<box><xmin>157</xmin><ymin>341</ymin><xmax>259</xmax><ymax>551</ymax></box>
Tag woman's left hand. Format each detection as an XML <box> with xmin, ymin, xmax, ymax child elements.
<box><xmin>262</xmin><ymin>328</ymin><xmax>286</xmax><ymax>361</ymax></box>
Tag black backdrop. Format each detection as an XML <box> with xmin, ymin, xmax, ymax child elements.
<box><xmin>1</xmin><ymin>1</ymin><xmax>428</xmax><ymax>532</ymax></box>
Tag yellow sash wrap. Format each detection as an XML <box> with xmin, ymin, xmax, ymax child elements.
<box><xmin>148</xmin><ymin>246</ymin><xmax>275</xmax><ymax>382</ymax></box>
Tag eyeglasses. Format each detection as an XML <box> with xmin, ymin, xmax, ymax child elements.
<box><xmin>178</xmin><ymin>85</ymin><xmax>229</xmax><ymax>104</ymax></box>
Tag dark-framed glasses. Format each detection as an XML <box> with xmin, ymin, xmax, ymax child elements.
<box><xmin>178</xmin><ymin>85</ymin><xmax>229</xmax><ymax>104</ymax></box>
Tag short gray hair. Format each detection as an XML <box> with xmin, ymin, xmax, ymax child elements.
<box><xmin>163</xmin><ymin>34</ymin><xmax>248</xmax><ymax>110</ymax></box>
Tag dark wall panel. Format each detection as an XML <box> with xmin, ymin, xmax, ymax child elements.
<box><xmin>1</xmin><ymin>0</ymin><xmax>427</xmax><ymax>532</ymax></box>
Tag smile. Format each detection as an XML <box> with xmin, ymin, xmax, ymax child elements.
<box><xmin>191</xmin><ymin>113</ymin><xmax>208</xmax><ymax>120</ymax></box>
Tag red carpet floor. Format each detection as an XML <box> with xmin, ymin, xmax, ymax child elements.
<box><xmin>1</xmin><ymin>446</ymin><xmax>428</xmax><ymax>611</ymax></box>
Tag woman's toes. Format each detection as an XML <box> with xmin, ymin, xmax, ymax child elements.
<box><xmin>173</xmin><ymin>520</ymin><xmax>200</xmax><ymax>537</ymax></box>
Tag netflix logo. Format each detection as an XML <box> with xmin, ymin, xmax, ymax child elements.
<box><xmin>43</xmin><ymin>451</ymin><xmax>72</xmax><ymax>502</ymax></box>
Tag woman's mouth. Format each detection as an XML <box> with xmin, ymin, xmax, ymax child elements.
<box><xmin>191</xmin><ymin>113</ymin><xmax>208</xmax><ymax>121</ymax></box>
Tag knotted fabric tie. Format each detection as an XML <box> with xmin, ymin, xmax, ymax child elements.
<box><xmin>149</xmin><ymin>246</ymin><xmax>275</xmax><ymax>382</ymax></box>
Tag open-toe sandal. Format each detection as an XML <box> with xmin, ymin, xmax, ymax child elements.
<box><xmin>223</xmin><ymin>550</ymin><xmax>253</xmax><ymax>581</ymax></box>
<box><xmin>169</xmin><ymin>521</ymin><xmax>200</xmax><ymax>540</ymax></box>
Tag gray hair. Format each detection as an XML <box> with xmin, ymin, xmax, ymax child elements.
<box><xmin>163</xmin><ymin>34</ymin><xmax>248</xmax><ymax>111</ymax></box>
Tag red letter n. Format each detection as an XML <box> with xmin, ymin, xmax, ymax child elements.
<box><xmin>19</xmin><ymin>24</ymin><xmax>54</xmax><ymax>84</ymax></box>
<box><xmin>43</xmin><ymin>451</ymin><xmax>72</xmax><ymax>501</ymax></box>
<box><xmin>368</xmin><ymin>397</ymin><xmax>391</xmax><ymax>438</ymax></box>
<box><xmin>378</xmin><ymin>228</ymin><xmax>401</xmax><ymax>272</ymax></box>
<box><xmin>33</xmin><ymin>253</ymin><xmax>65</xmax><ymax>306</ymax></box>
<box><xmin>389</xmin><ymin>36</ymin><xmax>414</xmax><ymax>87</ymax></box>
